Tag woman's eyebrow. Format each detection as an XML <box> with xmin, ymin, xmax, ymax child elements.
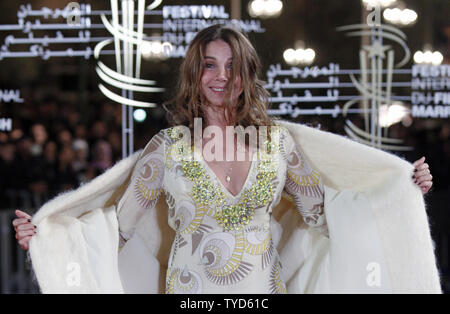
<box><xmin>205</xmin><ymin>56</ymin><xmax>233</xmax><ymax>61</ymax></box>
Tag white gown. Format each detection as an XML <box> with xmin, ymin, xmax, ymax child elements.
<box><xmin>116</xmin><ymin>125</ymin><xmax>326</xmax><ymax>294</ymax></box>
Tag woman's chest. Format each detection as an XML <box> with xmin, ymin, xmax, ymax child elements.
<box><xmin>162</xmin><ymin>147</ymin><xmax>287</xmax><ymax>233</ymax></box>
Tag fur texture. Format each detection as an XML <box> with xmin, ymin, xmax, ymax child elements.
<box><xmin>276</xmin><ymin>120</ymin><xmax>441</xmax><ymax>293</ymax></box>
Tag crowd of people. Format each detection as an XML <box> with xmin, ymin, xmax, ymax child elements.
<box><xmin>0</xmin><ymin>98</ymin><xmax>147</xmax><ymax>210</ymax></box>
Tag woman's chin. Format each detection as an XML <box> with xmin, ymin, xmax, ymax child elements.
<box><xmin>203</xmin><ymin>99</ymin><xmax>237</xmax><ymax>110</ymax></box>
<box><xmin>206</xmin><ymin>102</ymin><xmax>225</xmax><ymax>109</ymax></box>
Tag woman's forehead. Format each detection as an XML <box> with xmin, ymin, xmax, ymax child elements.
<box><xmin>204</xmin><ymin>40</ymin><xmax>233</xmax><ymax>58</ymax></box>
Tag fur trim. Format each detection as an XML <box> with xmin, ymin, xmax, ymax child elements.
<box><xmin>276</xmin><ymin>119</ymin><xmax>441</xmax><ymax>293</ymax></box>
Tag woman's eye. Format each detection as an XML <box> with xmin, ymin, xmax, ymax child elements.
<box><xmin>205</xmin><ymin>63</ymin><xmax>214</xmax><ymax>68</ymax></box>
<box><xmin>227</xmin><ymin>63</ymin><xmax>233</xmax><ymax>69</ymax></box>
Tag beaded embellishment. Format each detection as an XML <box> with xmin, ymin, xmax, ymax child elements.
<box><xmin>166</xmin><ymin>126</ymin><xmax>281</xmax><ymax>231</ymax></box>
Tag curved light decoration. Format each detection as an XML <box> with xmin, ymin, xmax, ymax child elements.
<box><xmin>362</xmin><ymin>0</ymin><xmax>396</xmax><ymax>8</ymax></box>
<box><xmin>147</xmin><ymin>0</ymin><xmax>162</xmax><ymax>11</ymax></box>
<box><xmin>95</xmin><ymin>66</ymin><xmax>164</xmax><ymax>93</ymax></box>
<box><xmin>337</xmin><ymin>24</ymin><xmax>410</xmax><ymax>68</ymax></box>
<box><xmin>99</xmin><ymin>84</ymin><xmax>157</xmax><ymax>108</ymax></box>
<box><xmin>337</xmin><ymin>23</ymin><xmax>413</xmax><ymax>151</ymax></box>
<box><xmin>94</xmin><ymin>0</ymin><xmax>165</xmax><ymax>108</ymax></box>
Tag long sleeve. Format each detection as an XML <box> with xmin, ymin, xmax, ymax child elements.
<box><xmin>280</xmin><ymin>127</ymin><xmax>328</xmax><ymax>235</ymax></box>
<box><xmin>116</xmin><ymin>129</ymin><xmax>166</xmax><ymax>248</ymax></box>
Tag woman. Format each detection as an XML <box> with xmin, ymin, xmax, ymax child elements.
<box><xmin>13</xmin><ymin>24</ymin><xmax>436</xmax><ymax>293</ymax></box>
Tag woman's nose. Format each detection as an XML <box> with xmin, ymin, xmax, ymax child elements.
<box><xmin>216</xmin><ymin>66</ymin><xmax>228</xmax><ymax>81</ymax></box>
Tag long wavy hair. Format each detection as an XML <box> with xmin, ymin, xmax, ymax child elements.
<box><xmin>163</xmin><ymin>24</ymin><xmax>275</xmax><ymax>138</ymax></box>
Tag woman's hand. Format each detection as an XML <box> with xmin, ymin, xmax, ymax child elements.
<box><xmin>412</xmin><ymin>157</ymin><xmax>433</xmax><ymax>195</ymax></box>
<box><xmin>12</xmin><ymin>209</ymin><xmax>36</xmax><ymax>250</ymax></box>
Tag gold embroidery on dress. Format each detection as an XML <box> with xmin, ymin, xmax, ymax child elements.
<box><xmin>134</xmin><ymin>152</ymin><xmax>164</xmax><ymax>209</ymax></box>
<box><xmin>280</xmin><ymin>126</ymin><xmax>326</xmax><ymax>229</ymax></box>
<box><xmin>243</xmin><ymin>225</ymin><xmax>274</xmax><ymax>269</ymax></box>
<box><xmin>165</xmin><ymin>126</ymin><xmax>282</xmax><ymax>232</ymax></box>
<box><xmin>199</xmin><ymin>231</ymin><xmax>253</xmax><ymax>285</ymax></box>
<box><xmin>269</xmin><ymin>258</ymin><xmax>287</xmax><ymax>294</ymax></box>
<box><xmin>177</xmin><ymin>200</ymin><xmax>209</xmax><ymax>235</ymax></box>
<box><xmin>166</xmin><ymin>266</ymin><xmax>203</xmax><ymax>294</ymax></box>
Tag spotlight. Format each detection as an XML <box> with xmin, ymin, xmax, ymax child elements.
<box><xmin>383</xmin><ymin>7</ymin><xmax>417</xmax><ymax>26</ymax></box>
<box><xmin>379</xmin><ymin>102</ymin><xmax>409</xmax><ymax>127</ymax></box>
<box><xmin>141</xmin><ymin>41</ymin><xmax>173</xmax><ymax>60</ymax></box>
<box><xmin>133</xmin><ymin>109</ymin><xmax>147</xmax><ymax>122</ymax></box>
<box><xmin>362</xmin><ymin>0</ymin><xmax>396</xmax><ymax>8</ymax></box>
<box><xmin>248</xmin><ymin>0</ymin><xmax>283</xmax><ymax>18</ymax></box>
<box><xmin>414</xmin><ymin>50</ymin><xmax>444</xmax><ymax>65</ymax></box>
<box><xmin>283</xmin><ymin>47</ymin><xmax>316</xmax><ymax>65</ymax></box>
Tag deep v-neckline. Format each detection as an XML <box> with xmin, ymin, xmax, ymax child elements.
<box><xmin>194</xmin><ymin>149</ymin><xmax>257</xmax><ymax>199</ymax></box>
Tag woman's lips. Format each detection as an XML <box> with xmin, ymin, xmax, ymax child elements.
<box><xmin>210</xmin><ymin>87</ymin><xmax>225</xmax><ymax>93</ymax></box>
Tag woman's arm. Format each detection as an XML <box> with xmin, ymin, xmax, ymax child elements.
<box><xmin>116</xmin><ymin>129</ymin><xmax>166</xmax><ymax>248</ymax></box>
<box><xmin>281</xmin><ymin>127</ymin><xmax>326</xmax><ymax>232</ymax></box>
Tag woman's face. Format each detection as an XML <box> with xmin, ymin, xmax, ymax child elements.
<box><xmin>200</xmin><ymin>39</ymin><xmax>242</xmax><ymax>109</ymax></box>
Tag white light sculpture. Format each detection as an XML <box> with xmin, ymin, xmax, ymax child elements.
<box><xmin>362</xmin><ymin>0</ymin><xmax>396</xmax><ymax>8</ymax></box>
<box><xmin>94</xmin><ymin>0</ymin><xmax>165</xmax><ymax>157</ymax></box>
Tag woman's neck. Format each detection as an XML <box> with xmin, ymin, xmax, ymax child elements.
<box><xmin>200</xmin><ymin>106</ymin><xmax>251</xmax><ymax>161</ymax></box>
<box><xmin>203</xmin><ymin>106</ymin><xmax>234</xmax><ymax>130</ymax></box>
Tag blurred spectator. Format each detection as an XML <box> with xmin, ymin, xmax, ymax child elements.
<box><xmin>0</xmin><ymin>132</ymin><xmax>8</xmax><ymax>143</ymax></box>
<box><xmin>30</xmin><ymin>123</ymin><xmax>48</xmax><ymax>157</ymax></box>
<box><xmin>38</xmin><ymin>97</ymin><xmax>58</xmax><ymax>123</ymax></box>
<box><xmin>0</xmin><ymin>142</ymin><xmax>21</xmax><ymax>207</ymax></box>
<box><xmin>57</xmin><ymin>128</ymin><xmax>73</xmax><ymax>149</ymax></box>
<box><xmin>100</xmin><ymin>101</ymin><xmax>116</xmax><ymax>125</ymax></box>
<box><xmin>89</xmin><ymin>140</ymin><xmax>113</xmax><ymax>177</ymax></box>
<box><xmin>9</xmin><ymin>128</ymin><xmax>24</xmax><ymax>142</ymax></box>
<box><xmin>72</xmin><ymin>139</ymin><xmax>89</xmax><ymax>185</ymax></box>
<box><xmin>90</xmin><ymin>120</ymin><xmax>108</xmax><ymax>143</ymax></box>
<box><xmin>42</xmin><ymin>141</ymin><xmax>58</xmax><ymax>196</ymax></box>
<box><xmin>15</xmin><ymin>136</ymin><xmax>33</xmax><ymax>187</ymax></box>
<box><xmin>60</xmin><ymin>104</ymin><xmax>81</xmax><ymax>129</ymax></box>
<box><xmin>440</xmin><ymin>124</ymin><xmax>450</xmax><ymax>142</ymax></box>
<box><xmin>28</xmin><ymin>125</ymin><xmax>50</xmax><ymax>207</ymax></box>
<box><xmin>107</xmin><ymin>131</ymin><xmax>122</xmax><ymax>161</ymax></box>
<box><xmin>67</xmin><ymin>110</ymin><xmax>80</xmax><ymax>128</ymax></box>
<box><xmin>74</xmin><ymin>123</ymin><xmax>88</xmax><ymax>141</ymax></box>
<box><xmin>56</xmin><ymin>146</ymin><xmax>78</xmax><ymax>192</ymax></box>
